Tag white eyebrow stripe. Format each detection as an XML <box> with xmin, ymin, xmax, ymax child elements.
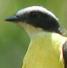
<box><xmin>16</xmin><ymin>6</ymin><xmax>58</xmax><ymax>21</ymax></box>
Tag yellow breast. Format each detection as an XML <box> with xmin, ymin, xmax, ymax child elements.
<box><xmin>22</xmin><ymin>32</ymin><xmax>66</xmax><ymax>68</ymax></box>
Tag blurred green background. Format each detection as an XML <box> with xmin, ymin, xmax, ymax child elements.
<box><xmin>0</xmin><ymin>0</ymin><xmax>67</xmax><ymax>68</ymax></box>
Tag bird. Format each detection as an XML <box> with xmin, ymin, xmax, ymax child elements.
<box><xmin>5</xmin><ymin>6</ymin><xmax>67</xmax><ymax>68</ymax></box>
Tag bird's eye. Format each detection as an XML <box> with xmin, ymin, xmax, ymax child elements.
<box><xmin>30</xmin><ymin>12</ymin><xmax>37</xmax><ymax>17</ymax></box>
<box><xmin>30</xmin><ymin>12</ymin><xmax>36</xmax><ymax>15</ymax></box>
<box><xmin>30</xmin><ymin>11</ymin><xmax>41</xmax><ymax>17</ymax></box>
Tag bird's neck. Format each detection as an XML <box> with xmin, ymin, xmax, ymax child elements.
<box><xmin>17</xmin><ymin>22</ymin><xmax>44</xmax><ymax>37</ymax></box>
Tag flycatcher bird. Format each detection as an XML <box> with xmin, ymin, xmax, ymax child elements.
<box><xmin>5</xmin><ymin>6</ymin><xmax>67</xmax><ymax>68</ymax></box>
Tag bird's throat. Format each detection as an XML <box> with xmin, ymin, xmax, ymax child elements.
<box><xmin>17</xmin><ymin>22</ymin><xmax>44</xmax><ymax>36</ymax></box>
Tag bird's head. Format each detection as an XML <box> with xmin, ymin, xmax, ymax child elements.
<box><xmin>5</xmin><ymin>6</ymin><xmax>62</xmax><ymax>34</ymax></box>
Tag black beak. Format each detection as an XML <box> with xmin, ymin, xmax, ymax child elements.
<box><xmin>5</xmin><ymin>16</ymin><xmax>20</xmax><ymax>22</ymax></box>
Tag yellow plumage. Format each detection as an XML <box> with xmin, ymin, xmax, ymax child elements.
<box><xmin>22</xmin><ymin>31</ymin><xmax>66</xmax><ymax>68</ymax></box>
